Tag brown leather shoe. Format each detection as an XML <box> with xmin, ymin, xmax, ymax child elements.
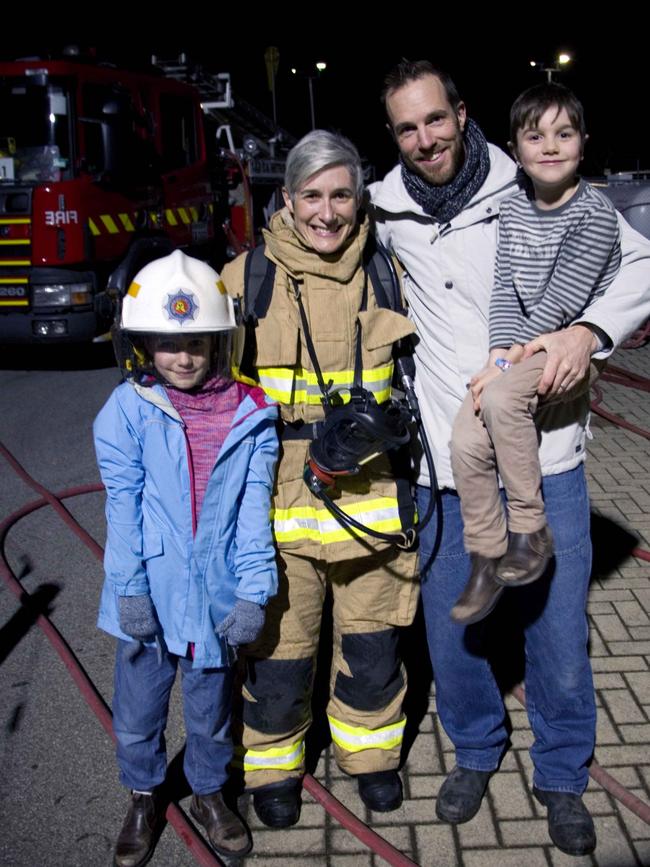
<box><xmin>114</xmin><ymin>790</ymin><xmax>165</xmax><ymax>867</ymax></box>
<box><xmin>496</xmin><ymin>526</ymin><xmax>554</xmax><ymax>587</ymax></box>
<box><xmin>451</xmin><ymin>554</ymin><xmax>504</xmax><ymax>625</ymax></box>
<box><xmin>190</xmin><ymin>791</ymin><xmax>252</xmax><ymax>857</ymax></box>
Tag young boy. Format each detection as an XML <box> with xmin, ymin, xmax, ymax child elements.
<box><xmin>449</xmin><ymin>83</ymin><xmax>621</xmax><ymax>624</ymax></box>
<box><xmin>94</xmin><ymin>250</ymin><xmax>279</xmax><ymax>865</ymax></box>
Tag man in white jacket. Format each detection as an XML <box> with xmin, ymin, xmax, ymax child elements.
<box><xmin>369</xmin><ymin>60</ymin><xmax>650</xmax><ymax>857</ymax></box>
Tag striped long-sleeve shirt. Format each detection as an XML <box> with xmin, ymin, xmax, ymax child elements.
<box><xmin>489</xmin><ymin>179</ymin><xmax>621</xmax><ymax>349</ymax></box>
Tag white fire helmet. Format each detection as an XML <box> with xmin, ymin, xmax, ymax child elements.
<box><xmin>121</xmin><ymin>249</ymin><xmax>237</xmax><ymax>333</ymax></box>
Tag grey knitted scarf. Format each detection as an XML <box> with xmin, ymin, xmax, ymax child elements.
<box><xmin>401</xmin><ymin>118</ymin><xmax>490</xmax><ymax>223</ymax></box>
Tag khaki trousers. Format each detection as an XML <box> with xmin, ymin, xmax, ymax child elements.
<box><xmin>450</xmin><ymin>353</ymin><xmax>599</xmax><ymax>557</ymax></box>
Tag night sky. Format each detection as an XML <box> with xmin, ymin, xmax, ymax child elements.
<box><xmin>2</xmin><ymin>22</ymin><xmax>644</xmax><ymax>178</ymax></box>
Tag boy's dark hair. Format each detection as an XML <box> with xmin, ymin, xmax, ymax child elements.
<box><xmin>510</xmin><ymin>83</ymin><xmax>586</xmax><ymax>143</ymax></box>
<box><xmin>381</xmin><ymin>59</ymin><xmax>462</xmax><ymax>112</ymax></box>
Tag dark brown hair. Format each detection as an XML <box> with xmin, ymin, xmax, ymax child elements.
<box><xmin>381</xmin><ymin>59</ymin><xmax>462</xmax><ymax>112</ymax></box>
<box><xmin>510</xmin><ymin>83</ymin><xmax>586</xmax><ymax>143</ymax></box>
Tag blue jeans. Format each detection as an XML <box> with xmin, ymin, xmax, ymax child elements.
<box><xmin>112</xmin><ymin>640</ymin><xmax>234</xmax><ymax>794</ymax></box>
<box><xmin>417</xmin><ymin>464</ymin><xmax>595</xmax><ymax>794</ymax></box>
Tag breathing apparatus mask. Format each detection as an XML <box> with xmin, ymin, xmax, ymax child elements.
<box><xmin>290</xmin><ymin>279</ymin><xmax>437</xmax><ymax>551</ymax></box>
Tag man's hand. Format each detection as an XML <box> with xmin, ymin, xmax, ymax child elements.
<box><xmin>523</xmin><ymin>325</ymin><xmax>598</xmax><ymax>397</ymax></box>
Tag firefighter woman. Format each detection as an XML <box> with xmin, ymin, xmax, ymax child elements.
<box><xmin>222</xmin><ymin>130</ymin><xmax>419</xmax><ymax>827</ymax></box>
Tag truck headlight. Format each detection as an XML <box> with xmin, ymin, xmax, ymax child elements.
<box><xmin>32</xmin><ymin>282</ymin><xmax>92</xmax><ymax>306</ymax></box>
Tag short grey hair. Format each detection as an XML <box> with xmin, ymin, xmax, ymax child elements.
<box><xmin>284</xmin><ymin>130</ymin><xmax>364</xmax><ymax>202</ymax></box>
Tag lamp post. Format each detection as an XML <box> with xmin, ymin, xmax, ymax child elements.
<box><xmin>529</xmin><ymin>52</ymin><xmax>572</xmax><ymax>82</ymax></box>
<box><xmin>291</xmin><ymin>62</ymin><xmax>327</xmax><ymax>130</ymax></box>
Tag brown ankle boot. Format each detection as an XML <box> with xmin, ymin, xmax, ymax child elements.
<box><xmin>496</xmin><ymin>526</ymin><xmax>554</xmax><ymax>587</ymax></box>
<box><xmin>190</xmin><ymin>791</ymin><xmax>252</xmax><ymax>857</ymax></box>
<box><xmin>451</xmin><ymin>554</ymin><xmax>503</xmax><ymax>625</ymax></box>
<box><xmin>114</xmin><ymin>790</ymin><xmax>165</xmax><ymax>867</ymax></box>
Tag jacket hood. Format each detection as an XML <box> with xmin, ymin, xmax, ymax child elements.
<box><xmin>369</xmin><ymin>143</ymin><xmax>516</xmax><ymax>222</ymax></box>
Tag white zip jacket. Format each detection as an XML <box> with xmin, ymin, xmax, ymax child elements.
<box><xmin>369</xmin><ymin>144</ymin><xmax>650</xmax><ymax>488</ymax></box>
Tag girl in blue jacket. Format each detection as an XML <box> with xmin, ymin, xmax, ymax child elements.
<box><xmin>94</xmin><ymin>250</ymin><xmax>278</xmax><ymax>866</ymax></box>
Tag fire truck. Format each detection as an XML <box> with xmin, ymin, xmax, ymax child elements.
<box><xmin>0</xmin><ymin>51</ymin><xmax>290</xmax><ymax>343</ymax></box>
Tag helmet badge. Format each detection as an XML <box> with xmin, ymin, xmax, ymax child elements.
<box><xmin>165</xmin><ymin>289</ymin><xmax>198</xmax><ymax>324</ymax></box>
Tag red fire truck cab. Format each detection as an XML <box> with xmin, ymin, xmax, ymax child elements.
<box><xmin>0</xmin><ymin>57</ymin><xmax>214</xmax><ymax>342</ymax></box>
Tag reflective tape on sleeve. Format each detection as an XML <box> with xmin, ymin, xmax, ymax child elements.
<box><xmin>327</xmin><ymin>715</ymin><xmax>405</xmax><ymax>753</ymax></box>
<box><xmin>233</xmin><ymin>738</ymin><xmax>305</xmax><ymax>772</ymax></box>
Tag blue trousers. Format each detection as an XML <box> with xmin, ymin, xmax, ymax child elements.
<box><xmin>112</xmin><ymin>640</ymin><xmax>234</xmax><ymax>794</ymax></box>
<box><xmin>417</xmin><ymin>464</ymin><xmax>596</xmax><ymax>794</ymax></box>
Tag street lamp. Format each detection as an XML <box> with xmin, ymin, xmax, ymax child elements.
<box><xmin>291</xmin><ymin>62</ymin><xmax>327</xmax><ymax>130</ymax></box>
<box><xmin>529</xmin><ymin>52</ymin><xmax>572</xmax><ymax>83</ymax></box>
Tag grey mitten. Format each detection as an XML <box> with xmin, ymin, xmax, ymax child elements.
<box><xmin>216</xmin><ymin>599</ymin><xmax>265</xmax><ymax>646</ymax></box>
<box><xmin>118</xmin><ymin>594</ymin><xmax>157</xmax><ymax>641</ymax></box>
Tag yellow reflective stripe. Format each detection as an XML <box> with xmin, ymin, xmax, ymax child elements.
<box><xmin>165</xmin><ymin>209</ymin><xmax>178</xmax><ymax>226</ymax></box>
<box><xmin>0</xmin><ymin>259</ymin><xmax>29</xmax><ymax>266</ymax></box>
<box><xmin>0</xmin><ymin>299</ymin><xmax>28</xmax><ymax>306</ymax></box>
<box><xmin>118</xmin><ymin>213</ymin><xmax>135</xmax><ymax>231</ymax></box>
<box><xmin>233</xmin><ymin>739</ymin><xmax>305</xmax><ymax>772</ymax></box>
<box><xmin>189</xmin><ymin>206</ymin><xmax>198</xmax><ymax>222</ymax></box>
<box><xmin>0</xmin><ymin>277</ymin><xmax>27</xmax><ymax>284</ymax></box>
<box><xmin>177</xmin><ymin>207</ymin><xmax>191</xmax><ymax>225</ymax></box>
<box><xmin>0</xmin><ymin>239</ymin><xmax>30</xmax><ymax>245</ymax></box>
<box><xmin>88</xmin><ymin>217</ymin><xmax>101</xmax><ymax>236</ymax></box>
<box><xmin>0</xmin><ymin>218</ymin><xmax>30</xmax><ymax>225</ymax></box>
<box><xmin>328</xmin><ymin>715</ymin><xmax>405</xmax><ymax>753</ymax></box>
<box><xmin>100</xmin><ymin>215</ymin><xmax>119</xmax><ymax>234</ymax></box>
<box><xmin>272</xmin><ymin>497</ymin><xmax>402</xmax><ymax>544</ymax></box>
<box><xmin>273</xmin><ymin>517</ymin><xmax>402</xmax><ymax>544</ymax></box>
<box><xmin>257</xmin><ymin>363</ymin><xmax>393</xmax><ymax>406</ymax></box>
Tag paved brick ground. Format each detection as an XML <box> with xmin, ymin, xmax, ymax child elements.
<box><xmin>227</xmin><ymin>341</ymin><xmax>650</xmax><ymax>867</ymax></box>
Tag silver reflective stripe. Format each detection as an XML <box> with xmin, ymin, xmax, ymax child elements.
<box><xmin>328</xmin><ymin>716</ymin><xmax>405</xmax><ymax>752</ymax></box>
<box><xmin>240</xmin><ymin>740</ymin><xmax>305</xmax><ymax>770</ymax></box>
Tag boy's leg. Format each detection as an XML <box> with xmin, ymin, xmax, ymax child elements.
<box><xmin>480</xmin><ymin>353</ymin><xmax>554</xmax><ymax>586</ymax></box>
<box><xmin>450</xmin><ymin>392</ymin><xmax>508</xmax><ymax>623</ymax></box>
<box><xmin>479</xmin><ymin>353</ymin><xmax>548</xmax><ymax>534</ymax></box>
<box><xmin>112</xmin><ymin>639</ymin><xmax>177</xmax><ymax>791</ymax></box>
<box><xmin>450</xmin><ymin>391</ymin><xmax>507</xmax><ymax>558</ymax></box>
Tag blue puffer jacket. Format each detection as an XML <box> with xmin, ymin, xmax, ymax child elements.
<box><xmin>94</xmin><ymin>379</ymin><xmax>279</xmax><ymax>668</ymax></box>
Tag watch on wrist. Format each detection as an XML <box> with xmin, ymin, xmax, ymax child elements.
<box><xmin>494</xmin><ymin>358</ymin><xmax>512</xmax><ymax>371</ymax></box>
